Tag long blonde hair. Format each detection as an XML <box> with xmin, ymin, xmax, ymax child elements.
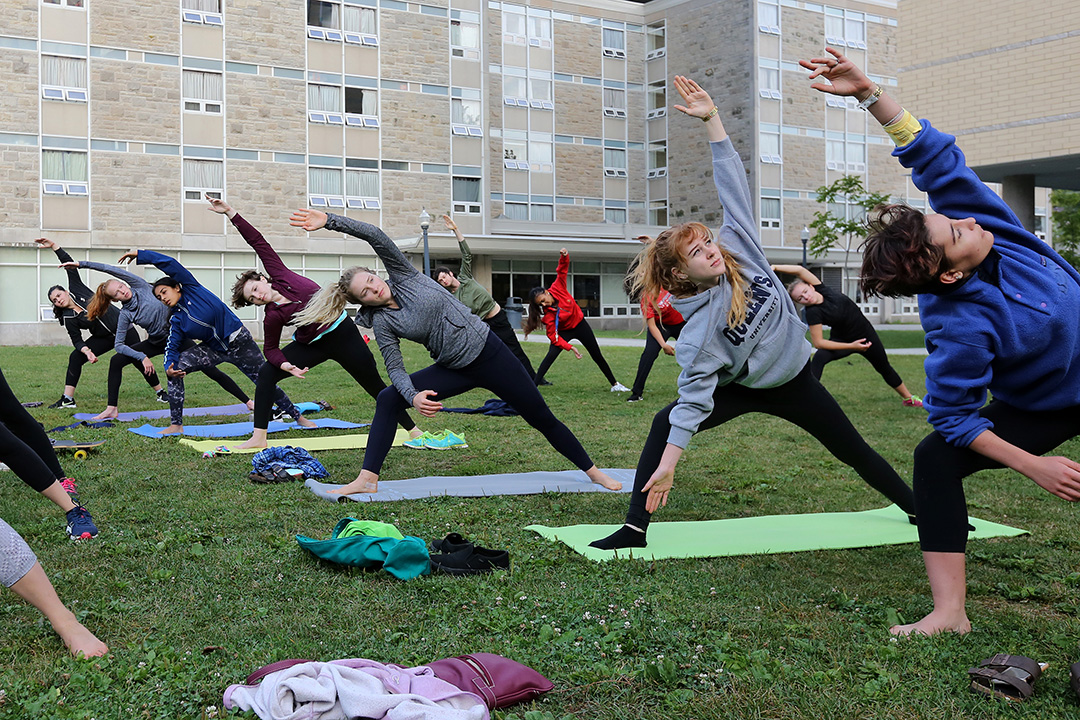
<box><xmin>292</xmin><ymin>266</ymin><xmax>372</xmax><ymax>327</ymax></box>
<box><xmin>630</xmin><ymin>222</ymin><xmax>750</xmax><ymax>328</ymax></box>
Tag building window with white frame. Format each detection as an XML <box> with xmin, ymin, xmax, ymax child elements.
<box><xmin>603</xmin><ymin>148</ymin><xmax>627</xmax><ymax>177</ymax></box>
<box><xmin>503</xmin><ymin>138</ymin><xmax>528</xmax><ymax>170</ymax></box>
<box><xmin>826</xmin><ymin>8</ymin><xmax>865</xmax><ymax>49</ymax></box>
<box><xmin>183</xmin><ymin>159</ymin><xmax>222</xmax><ymax>200</ymax></box>
<box><xmin>183</xmin><ymin>70</ymin><xmax>223</xmax><ymax>114</ymax></box>
<box><xmin>309</xmin><ymin>166</ymin><xmax>344</xmax><ymax>208</ymax></box>
<box><xmin>647</xmin><ymin>81</ymin><xmax>666</xmax><ymax>119</ymax></box>
<box><xmin>602</xmin><ymin>87</ymin><xmax>625</xmax><ymax>118</ymax></box>
<box><xmin>845</xmin><ymin>140</ymin><xmax>866</xmax><ymax>172</ymax></box>
<box><xmin>527</xmin><ymin>16</ymin><xmax>551</xmax><ymax>47</ymax></box>
<box><xmin>345</xmin><ymin>169</ymin><xmax>380</xmax><ymax>209</ymax></box>
<box><xmin>758</xmin><ymin>1</ymin><xmax>780</xmax><ymax>34</ymax></box>
<box><xmin>309</xmin><ymin>84</ymin><xmax>344</xmax><ymax>124</ymax></box>
<box><xmin>182</xmin><ymin>0</ymin><xmax>221</xmax><ymax>25</ymax></box>
<box><xmin>343</xmin><ymin>4</ymin><xmax>378</xmax><ymax>45</ymax></box>
<box><xmin>605</xmin><ymin>208</ymin><xmax>627</xmax><ymax>224</ymax></box>
<box><xmin>759</xmin><ymin>131</ymin><xmax>781</xmax><ymax>164</ymax></box>
<box><xmin>344</xmin><ymin>86</ymin><xmax>377</xmax><ymax>126</ymax></box>
<box><xmin>531</xmin><ymin>204</ymin><xmax>554</xmax><ymax>222</ymax></box>
<box><xmin>307</xmin><ymin>0</ymin><xmax>342</xmax><ymax>40</ymax></box>
<box><xmin>602</xmin><ymin>28</ymin><xmax>625</xmax><ymax>58</ymax></box>
<box><xmin>649</xmin><ymin>200</ymin><xmax>668</xmax><ymax>226</ymax></box>
<box><xmin>503</xmin><ymin>74</ymin><xmax>527</xmax><ymax>104</ymax></box>
<box><xmin>41</xmin><ymin>55</ymin><xmax>87</xmax><ymax>102</ymax></box>
<box><xmin>503</xmin><ymin>10</ymin><xmax>526</xmax><ymax>44</ymax></box>
<box><xmin>826</xmin><ymin>138</ymin><xmax>844</xmax><ymax>170</ymax></box>
<box><xmin>452</xmin><ymin>98</ymin><xmax>481</xmax><ymax>128</ymax></box>
<box><xmin>529</xmin><ymin>140</ymin><xmax>553</xmax><ymax>172</ymax></box>
<box><xmin>647</xmin><ymin>141</ymin><xmax>667</xmax><ymax>178</ymax></box>
<box><xmin>44</xmin><ymin>0</ymin><xmax>85</xmax><ymax>7</ymax></box>
<box><xmin>450</xmin><ymin>18</ymin><xmax>479</xmax><ymax>58</ymax></box>
<box><xmin>758</xmin><ymin>64</ymin><xmax>781</xmax><ymax>100</ymax></box>
<box><xmin>453</xmin><ymin>177</ymin><xmax>481</xmax><ymax>214</ymax></box>
<box><xmin>760</xmin><ymin>196</ymin><xmax>781</xmax><ymax>229</ymax></box>
<box><xmin>504</xmin><ymin>202</ymin><xmax>528</xmax><ymax>220</ymax></box>
<box><xmin>529</xmin><ymin>78</ymin><xmax>553</xmax><ymax>108</ymax></box>
<box><xmin>42</xmin><ymin>150</ymin><xmax>88</xmax><ymax>195</ymax></box>
<box><xmin>646</xmin><ymin>22</ymin><xmax>665</xmax><ymax>59</ymax></box>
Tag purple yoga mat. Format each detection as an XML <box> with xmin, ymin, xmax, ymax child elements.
<box><xmin>74</xmin><ymin>403</ymin><xmax>251</xmax><ymax>422</ymax></box>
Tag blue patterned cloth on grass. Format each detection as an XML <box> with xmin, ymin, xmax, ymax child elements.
<box><xmin>251</xmin><ymin>446</ymin><xmax>329</xmax><ymax>479</ymax></box>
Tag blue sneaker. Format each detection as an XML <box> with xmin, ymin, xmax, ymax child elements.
<box><xmin>65</xmin><ymin>505</ymin><xmax>98</xmax><ymax>540</ymax></box>
<box><xmin>425</xmin><ymin>430</ymin><xmax>468</xmax><ymax>450</ymax></box>
<box><xmin>403</xmin><ymin>431</ymin><xmax>441</xmax><ymax>449</ymax></box>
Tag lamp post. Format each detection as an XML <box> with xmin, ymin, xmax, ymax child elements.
<box><xmin>800</xmin><ymin>226</ymin><xmax>810</xmax><ymax>267</ymax></box>
<box><xmin>419</xmin><ymin>208</ymin><xmax>431</xmax><ymax>278</ymax></box>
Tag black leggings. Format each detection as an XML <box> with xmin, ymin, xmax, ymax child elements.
<box><xmin>363</xmin><ymin>329</ymin><xmax>593</xmax><ymax>475</ymax></box>
<box><xmin>0</xmin><ymin>366</ymin><xmax>65</xmax><ymax>492</ymax></box>
<box><xmin>534</xmin><ymin>319</ymin><xmax>618</xmax><ymax>386</ymax></box>
<box><xmin>66</xmin><ymin>330</ymin><xmax>161</xmax><ymax>391</ymax></box>
<box><xmin>622</xmin><ymin>363</ymin><xmax>915</xmax><ymax>531</ymax></box>
<box><xmin>252</xmin><ymin>320</ymin><xmax>415</xmax><ymax>433</ymax></box>
<box><xmin>630</xmin><ymin>321</ymin><xmax>685</xmax><ymax>396</ymax></box>
<box><xmin>810</xmin><ymin>326</ymin><xmax>902</xmax><ymax>389</ymax></box>
<box><xmin>484</xmin><ymin>309</ymin><xmax>535</xmax><ymax>379</ymax></box>
<box><xmin>913</xmin><ymin>399</ymin><xmax>1080</xmax><ymax>553</ymax></box>
<box><xmin>111</xmin><ymin>336</ymin><xmax>248</xmax><ymax>407</ymax></box>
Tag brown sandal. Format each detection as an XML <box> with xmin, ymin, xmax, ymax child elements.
<box><xmin>967</xmin><ymin>654</ymin><xmax>1046</xmax><ymax>702</ymax></box>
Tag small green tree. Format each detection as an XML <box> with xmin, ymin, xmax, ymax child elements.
<box><xmin>1050</xmin><ymin>188</ymin><xmax>1080</xmax><ymax>269</ymax></box>
<box><xmin>807</xmin><ymin>175</ymin><xmax>891</xmax><ymax>275</ymax></box>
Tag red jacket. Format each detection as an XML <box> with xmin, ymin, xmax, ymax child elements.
<box><xmin>541</xmin><ymin>253</ymin><xmax>584</xmax><ymax>351</ymax></box>
<box><xmin>642</xmin><ymin>289</ymin><xmax>684</xmax><ymax>327</ymax></box>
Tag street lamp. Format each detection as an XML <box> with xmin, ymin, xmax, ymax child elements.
<box><xmin>800</xmin><ymin>226</ymin><xmax>810</xmax><ymax>267</ymax></box>
<box><xmin>419</xmin><ymin>208</ymin><xmax>431</xmax><ymax>277</ymax></box>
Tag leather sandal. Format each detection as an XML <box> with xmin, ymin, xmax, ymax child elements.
<box><xmin>967</xmin><ymin>654</ymin><xmax>1047</xmax><ymax>702</ymax></box>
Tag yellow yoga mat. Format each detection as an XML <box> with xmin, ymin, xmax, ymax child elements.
<box><xmin>179</xmin><ymin>429</ymin><xmax>411</xmax><ymax>454</ymax></box>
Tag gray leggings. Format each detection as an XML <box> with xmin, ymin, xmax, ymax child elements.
<box><xmin>0</xmin><ymin>517</ymin><xmax>36</xmax><ymax>588</ymax></box>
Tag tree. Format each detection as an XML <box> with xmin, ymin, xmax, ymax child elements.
<box><xmin>807</xmin><ymin>175</ymin><xmax>891</xmax><ymax>277</ymax></box>
<box><xmin>1050</xmin><ymin>189</ymin><xmax>1080</xmax><ymax>269</ymax></box>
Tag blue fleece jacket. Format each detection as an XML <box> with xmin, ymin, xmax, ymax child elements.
<box><xmin>898</xmin><ymin>121</ymin><xmax>1080</xmax><ymax>447</ymax></box>
<box><xmin>136</xmin><ymin>250</ymin><xmax>245</xmax><ymax>370</ymax></box>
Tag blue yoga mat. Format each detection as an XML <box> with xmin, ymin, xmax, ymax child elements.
<box><xmin>75</xmin><ymin>401</ymin><xmax>323</xmax><ymax>422</ymax></box>
<box><xmin>305</xmin><ymin>468</ymin><xmax>635</xmax><ymax>503</ymax></box>
<box><xmin>127</xmin><ymin>417</ymin><xmax>367</xmax><ymax>438</ymax></box>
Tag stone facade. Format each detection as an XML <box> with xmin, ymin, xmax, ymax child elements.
<box><xmin>227</xmin><ymin>74</ymin><xmax>306</xmax><ymax>153</ymax></box>
<box><xmin>221</xmin><ymin>160</ymin><xmax>308</xmax><ymax>249</ymax></box>
<box><xmin>90</xmin><ymin>151</ymin><xmax>182</xmax><ymax>240</ymax></box>
<box><xmin>89</xmin><ymin>60</ymin><xmax>181</xmax><ymax>144</ymax></box>
<box><xmin>554</xmin><ymin>144</ymin><xmax>603</xmax><ymax>198</ymax></box>
<box><xmin>552</xmin><ymin>83</ymin><xmax>602</xmax><ymax>138</ymax></box>
<box><xmin>380</xmin><ymin>90</ymin><xmax>451</xmax><ymax>163</ymax></box>
<box><xmin>6</xmin><ymin>0</ymin><xmax>37</xmax><ymax>39</ymax></box>
<box><xmin>224</xmin><ymin>0</ymin><xmax>305</xmax><ymax>69</ymax></box>
<box><xmin>0</xmin><ymin>50</ymin><xmax>38</xmax><ymax>133</ymax></box>
<box><xmin>553</xmin><ymin>20</ymin><xmax>601</xmax><ymax>78</ymax></box>
<box><xmin>380</xmin><ymin>11</ymin><xmax>450</xmax><ymax>85</ymax></box>
<box><xmin>0</xmin><ymin>146</ymin><xmax>40</xmax><ymax>234</ymax></box>
<box><xmin>381</xmin><ymin>171</ymin><xmax>451</xmax><ymax>238</ymax></box>
<box><xmin>90</xmin><ymin>0</ymin><xmax>180</xmax><ymax>54</ymax></box>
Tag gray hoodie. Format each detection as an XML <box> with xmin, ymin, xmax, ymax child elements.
<box><xmin>80</xmin><ymin>261</ymin><xmax>171</xmax><ymax>361</ymax></box>
<box><xmin>667</xmin><ymin>139</ymin><xmax>811</xmax><ymax>448</ymax></box>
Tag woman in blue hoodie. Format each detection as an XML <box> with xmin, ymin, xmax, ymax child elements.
<box><xmin>117</xmin><ymin>250</ymin><xmax>312</xmax><ymax>435</ymax></box>
<box><xmin>591</xmin><ymin>75</ymin><xmax>915</xmax><ymax>551</ymax></box>
<box><xmin>803</xmin><ymin>48</ymin><xmax>1080</xmax><ymax>637</ymax></box>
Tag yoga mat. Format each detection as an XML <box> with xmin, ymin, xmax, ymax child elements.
<box><xmin>304</xmin><ymin>468</ymin><xmax>636</xmax><ymax>503</ymax></box>
<box><xmin>127</xmin><ymin>418</ymin><xmax>368</xmax><ymax>439</ymax></box>
<box><xmin>526</xmin><ymin>505</ymin><xmax>1029</xmax><ymax>562</ymax></box>
<box><xmin>179</xmin><ymin>428</ymin><xmax>411</xmax><ymax>454</ymax></box>
<box><xmin>74</xmin><ymin>401</ymin><xmax>324</xmax><ymax>422</ymax></box>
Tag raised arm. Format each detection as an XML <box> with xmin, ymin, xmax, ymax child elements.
<box><xmin>552</xmin><ymin>248</ymin><xmax>570</xmax><ymax>291</ymax></box>
<box><xmin>443</xmin><ymin>215</ymin><xmax>472</xmax><ymax>281</ymax></box>
<box><xmin>212</xmin><ymin>197</ymin><xmax>296</xmax><ymax>284</ymax></box>
<box><xmin>77</xmin><ymin>259</ymin><xmax>152</xmax><ymax>294</ymax></box>
<box><xmin>291</xmin><ymin>209</ymin><xmax>417</xmax><ymax>281</ymax></box>
<box><xmin>771</xmin><ymin>264</ymin><xmax>820</xmax><ymax>285</ymax></box>
<box><xmin>134</xmin><ymin>250</ymin><xmax>201</xmax><ymax>287</ymax></box>
<box><xmin>36</xmin><ymin>238</ymin><xmax>92</xmax><ymax>296</ymax></box>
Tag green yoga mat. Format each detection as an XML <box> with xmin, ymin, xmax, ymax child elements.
<box><xmin>179</xmin><ymin>429</ymin><xmax>410</xmax><ymax>454</ymax></box>
<box><xmin>526</xmin><ymin>504</ymin><xmax>1028</xmax><ymax>562</ymax></box>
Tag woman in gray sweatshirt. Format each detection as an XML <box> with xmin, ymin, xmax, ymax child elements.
<box><xmin>592</xmin><ymin>75</ymin><xmax>914</xmax><ymax>550</ymax></box>
<box><xmin>291</xmin><ymin>209</ymin><xmax>622</xmax><ymax>496</ymax></box>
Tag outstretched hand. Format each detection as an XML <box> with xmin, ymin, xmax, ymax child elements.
<box><xmin>290</xmin><ymin>208</ymin><xmax>328</xmax><ymax>232</ymax></box>
<box><xmin>1026</xmin><ymin>455</ymin><xmax>1080</xmax><ymax>502</ymax></box>
<box><xmin>117</xmin><ymin>250</ymin><xmax>138</xmax><ymax>265</ymax></box>
<box><xmin>286</xmin><ymin>365</ymin><xmax>310</xmax><ymax>379</ymax></box>
<box><xmin>642</xmin><ymin>464</ymin><xmax>675</xmax><ymax>513</ymax></box>
<box><xmin>672</xmin><ymin>75</ymin><xmax>715</xmax><ymax>118</ymax></box>
<box><xmin>799</xmin><ymin>47</ymin><xmax>874</xmax><ymax>98</ymax></box>
<box><xmin>34</xmin><ymin>237</ymin><xmax>59</xmax><ymax>250</ymax></box>
<box><xmin>441</xmin><ymin>214</ymin><xmax>458</xmax><ymax>232</ymax></box>
<box><xmin>58</xmin><ymin>261</ymin><xmax>80</xmax><ymax>270</ymax></box>
<box><xmin>206</xmin><ymin>195</ymin><xmax>234</xmax><ymax>216</ymax></box>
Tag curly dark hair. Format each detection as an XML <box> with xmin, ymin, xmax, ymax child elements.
<box><xmin>860</xmin><ymin>204</ymin><xmax>949</xmax><ymax>298</ymax></box>
<box><xmin>230</xmin><ymin>270</ymin><xmax>265</xmax><ymax>308</ymax></box>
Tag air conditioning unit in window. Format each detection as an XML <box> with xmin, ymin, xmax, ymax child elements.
<box><xmin>646</xmin><ymin>49</ymin><xmax>666</xmax><ymax>61</ymax></box>
<box><xmin>602</xmin><ymin>48</ymin><xmax>626</xmax><ymax>59</ymax></box>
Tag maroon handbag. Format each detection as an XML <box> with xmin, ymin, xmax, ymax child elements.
<box><xmin>427</xmin><ymin>653</ymin><xmax>553</xmax><ymax>709</ymax></box>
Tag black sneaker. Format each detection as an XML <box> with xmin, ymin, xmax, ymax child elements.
<box><xmin>65</xmin><ymin>505</ymin><xmax>98</xmax><ymax>540</ymax></box>
<box><xmin>627</xmin><ymin>394</ymin><xmax>642</xmax><ymax>403</ymax></box>
<box><xmin>535</xmin><ymin>378</ymin><xmax>553</xmax><ymax>387</ymax></box>
<box><xmin>156</xmin><ymin>389</ymin><xmax>169</xmax><ymax>403</ymax></box>
<box><xmin>272</xmin><ymin>407</ymin><xmax>289</xmax><ymax>423</ymax></box>
<box><xmin>49</xmin><ymin>395</ymin><xmax>76</xmax><ymax>409</ymax></box>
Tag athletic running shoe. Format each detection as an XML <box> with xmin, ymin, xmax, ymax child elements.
<box><xmin>271</xmin><ymin>407</ymin><xmax>290</xmax><ymax>423</ymax></box>
<box><xmin>156</xmin><ymin>389</ymin><xmax>169</xmax><ymax>403</ymax></box>
<box><xmin>626</xmin><ymin>393</ymin><xmax>642</xmax><ymax>403</ymax></box>
<box><xmin>59</xmin><ymin>477</ymin><xmax>79</xmax><ymax>497</ymax></box>
<box><xmin>535</xmin><ymin>378</ymin><xmax>552</xmax><ymax>386</ymax></box>
<box><xmin>610</xmin><ymin>382</ymin><xmax>631</xmax><ymax>392</ymax></box>
<box><xmin>403</xmin><ymin>431</ymin><xmax>441</xmax><ymax>449</ymax></box>
<box><xmin>49</xmin><ymin>395</ymin><xmax>76</xmax><ymax>409</ymax></box>
<box><xmin>903</xmin><ymin>395</ymin><xmax>924</xmax><ymax>408</ymax></box>
<box><xmin>65</xmin><ymin>505</ymin><xmax>98</xmax><ymax>540</ymax></box>
<box><xmin>425</xmin><ymin>430</ymin><xmax>468</xmax><ymax>450</ymax></box>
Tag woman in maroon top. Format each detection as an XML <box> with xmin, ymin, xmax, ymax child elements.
<box><xmin>209</xmin><ymin>198</ymin><xmax>421</xmax><ymax>449</ymax></box>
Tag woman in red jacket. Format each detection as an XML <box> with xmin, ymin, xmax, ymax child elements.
<box><xmin>523</xmin><ymin>248</ymin><xmax>630</xmax><ymax>392</ymax></box>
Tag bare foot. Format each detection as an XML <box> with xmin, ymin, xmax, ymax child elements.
<box><xmin>586</xmin><ymin>467</ymin><xmax>622</xmax><ymax>491</ymax></box>
<box><xmin>890</xmin><ymin>610</ymin><xmax>971</xmax><ymax>637</ymax></box>
<box><xmin>233</xmin><ymin>436</ymin><xmax>268</xmax><ymax>450</ymax></box>
<box><xmin>328</xmin><ymin>471</ymin><xmax>379</xmax><ymax>495</ymax></box>
<box><xmin>157</xmin><ymin>424</ymin><xmax>183</xmax><ymax>435</ymax></box>
<box><xmin>297</xmin><ymin>416</ymin><xmax>318</xmax><ymax>429</ymax></box>
<box><xmin>91</xmin><ymin>407</ymin><xmax>119</xmax><ymax>421</ymax></box>
<box><xmin>54</xmin><ymin>618</ymin><xmax>109</xmax><ymax>658</ymax></box>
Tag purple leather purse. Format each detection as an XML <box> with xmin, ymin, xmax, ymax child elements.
<box><xmin>427</xmin><ymin>653</ymin><xmax>554</xmax><ymax>709</ymax></box>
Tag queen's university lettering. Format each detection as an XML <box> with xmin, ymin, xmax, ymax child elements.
<box><xmin>722</xmin><ymin>275</ymin><xmax>776</xmax><ymax>346</ymax></box>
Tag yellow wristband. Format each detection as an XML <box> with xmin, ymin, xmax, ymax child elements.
<box><xmin>884</xmin><ymin>109</ymin><xmax>923</xmax><ymax>147</ymax></box>
<box><xmin>701</xmin><ymin>106</ymin><xmax>719</xmax><ymax>122</ymax></box>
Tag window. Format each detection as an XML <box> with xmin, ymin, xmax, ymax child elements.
<box><xmin>758</xmin><ymin>1</ymin><xmax>780</xmax><ymax>34</ymax></box>
<box><xmin>602</xmin><ymin>28</ymin><xmax>625</xmax><ymax>58</ymax></box>
<box><xmin>827</xmin><ymin>139</ymin><xmax>865</xmax><ymax>171</ymax></box>
<box><xmin>308</xmin><ymin>84</ymin><xmax>343</xmax><ymax>124</ymax></box>
<box><xmin>527</xmin><ymin>16</ymin><xmax>551</xmax><ymax>47</ymax></box>
<box><xmin>647</xmin><ymin>141</ymin><xmax>667</xmax><ymax>178</ymax></box>
<box><xmin>602</xmin><ymin>88</ymin><xmax>626</xmax><ymax>118</ymax></box>
<box><xmin>503</xmin><ymin>76</ymin><xmax>527</xmax><ymax>101</ymax></box>
<box><xmin>452</xmin><ymin>177</ymin><xmax>481</xmax><ymax>214</ymax></box>
<box><xmin>183</xmin><ymin>159</ymin><xmax>222</xmax><ymax>200</ymax></box>
<box><xmin>649</xmin><ymin>201</ymin><xmax>668</xmax><ymax>226</ymax></box>
<box><xmin>647</xmin><ymin>82</ymin><xmax>666</xmax><ymax>119</ymax></box>
<box><xmin>758</xmin><ymin>66</ymin><xmax>781</xmax><ymax>100</ymax></box>
<box><xmin>41</xmin><ymin>150</ymin><xmax>88</xmax><ymax>195</ymax></box>
<box><xmin>529</xmin><ymin>79</ymin><xmax>552</xmax><ymax>105</ymax></box>
<box><xmin>605</xmin><ymin>208</ymin><xmax>627</xmax><ymax>224</ymax></box>
<box><xmin>451</xmin><ymin>98</ymin><xmax>481</xmax><ymax>127</ymax></box>
<box><xmin>345</xmin><ymin>169</ymin><xmax>380</xmax><ymax>209</ymax></box>
<box><xmin>760</xmin><ymin>197</ymin><xmax>781</xmax><ymax>228</ymax></box>
<box><xmin>531</xmin><ymin>204</ymin><xmax>554</xmax><ymax>222</ymax></box>
<box><xmin>182</xmin><ymin>0</ymin><xmax>221</xmax><ymax>25</ymax></box>
<box><xmin>529</xmin><ymin>141</ymin><xmax>552</xmax><ymax>172</ymax></box>
<box><xmin>44</xmin><ymin>0</ymin><xmax>85</xmax><ymax>7</ymax></box>
<box><xmin>343</xmin><ymin>5</ymin><xmax>378</xmax><ymax>45</ymax></box>
<box><xmin>646</xmin><ymin>22</ymin><xmax>665</xmax><ymax>59</ymax></box>
<box><xmin>183</xmin><ymin>70</ymin><xmax>222</xmax><ymax>113</ymax></box>
<box><xmin>503</xmin><ymin>139</ymin><xmax>528</xmax><ymax>170</ymax></box>
<box><xmin>308</xmin><ymin>166</ymin><xmax>344</xmax><ymax>208</ymax></box>
<box><xmin>826</xmin><ymin>8</ymin><xmax>865</xmax><ymax>49</ymax></box>
<box><xmin>450</xmin><ymin>19</ymin><xmax>479</xmax><ymax>57</ymax></box>
<box><xmin>308</xmin><ymin>0</ymin><xmax>342</xmax><ymax>40</ymax></box>
<box><xmin>41</xmin><ymin>56</ymin><xmax>87</xmax><ymax>102</ymax></box>
<box><xmin>603</xmin><ymin>148</ymin><xmax>627</xmax><ymax>177</ymax></box>
<box><xmin>503</xmin><ymin>11</ymin><xmax>526</xmax><ymax>43</ymax></box>
<box><xmin>344</xmin><ymin>86</ymin><xmax>377</xmax><ymax>124</ymax></box>
<box><xmin>759</xmin><ymin>132</ymin><xmax>781</xmax><ymax>164</ymax></box>
<box><xmin>504</xmin><ymin>202</ymin><xmax>528</xmax><ymax>220</ymax></box>
<box><xmin>845</xmin><ymin>141</ymin><xmax>866</xmax><ymax>172</ymax></box>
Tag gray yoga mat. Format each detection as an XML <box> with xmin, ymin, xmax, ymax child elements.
<box><xmin>304</xmin><ymin>468</ymin><xmax>635</xmax><ymax>503</ymax></box>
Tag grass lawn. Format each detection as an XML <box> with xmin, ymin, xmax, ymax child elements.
<box><xmin>1</xmin><ymin>342</ymin><xmax>1077</xmax><ymax>719</ymax></box>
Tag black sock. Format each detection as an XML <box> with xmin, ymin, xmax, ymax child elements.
<box><xmin>589</xmin><ymin>524</ymin><xmax>647</xmax><ymax>550</ymax></box>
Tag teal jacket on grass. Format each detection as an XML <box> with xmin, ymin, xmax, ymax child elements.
<box><xmin>296</xmin><ymin>518</ymin><xmax>431</xmax><ymax>580</ymax></box>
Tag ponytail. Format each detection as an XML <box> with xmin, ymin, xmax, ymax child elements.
<box><xmin>292</xmin><ymin>266</ymin><xmax>370</xmax><ymax>328</ymax></box>
<box><xmin>86</xmin><ymin>280</ymin><xmax>118</xmax><ymax>322</ymax></box>
<box><xmin>521</xmin><ymin>287</ymin><xmax>547</xmax><ymax>337</ymax></box>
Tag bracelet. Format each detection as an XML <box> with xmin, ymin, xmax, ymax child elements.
<box><xmin>856</xmin><ymin>85</ymin><xmax>883</xmax><ymax>110</ymax></box>
<box><xmin>883</xmin><ymin>108</ymin><xmax>923</xmax><ymax>147</ymax></box>
<box><xmin>701</xmin><ymin>106</ymin><xmax>719</xmax><ymax>122</ymax></box>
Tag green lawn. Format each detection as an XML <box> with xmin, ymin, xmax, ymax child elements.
<box><xmin>1</xmin><ymin>342</ymin><xmax>1077</xmax><ymax>720</ymax></box>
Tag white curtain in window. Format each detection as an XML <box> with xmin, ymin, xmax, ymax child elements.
<box><xmin>760</xmin><ymin>197</ymin><xmax>781</xmax><ymax>219</ymax></box>
<box><xmin>42</xmin><ymin>56</ymin><xmax>86</xmax><ymax>88</ymax></box>
<box><xmin>602</xmin><ymin>88</ymin><xmax>625</xmax><ymax>109</ymax></box>
<box><xmin>343</xmin><ymin>6</ymin><xmax>375</xmax><ymax>33</ymax></box>
<box><xmin>529</xmin><ymin>80</ymin><xmax>551</xmax><ymax>102</ymax></box>
<box><xmin>759</xmin><ymin>2</ymin><xmax>780</xmax><ymax>26</ymax></box>
<box><xmin>503</xmin><ymin>12</ymin><xmax>525</xmax><ymax>35</ymax></box>
<box><xmin>826</xmin><ymin>139</ymin><xmax>845</xmax><ymax>164</ymax></box>
<box><xmin>504</xmin><ymin>203</ymin><xmax>528</xmax><ymax>220</ymax></box>
<box><xmin>503</xmin><ymin>77</ymin><xmax>527</xmax><ymax>98</ymax></box>
<box><xmin>846</xmin><ymin>142</ymin><xmax>866</xmax><ymax>164</ymax></box>
<box><xmin>308</xmin><ymin>84</ymin><xmax>341</xmax><ymax>112</ymax></box>
<box><xmin>846</xmin><ymin>18</ymin><xmax>865</xmax><ymax>42</ymax></box>
<box><xmin>452</xmin><ymin>99</ymin><xmax>481</xmax><ymax>126</ymax></box>
<box><xmin>532</xmin><ymin>204</ymin><xmax>554</xmax><ymax>222</ymax></box>
<box><xmin>602</xmin><ymin>28</ymin><xmax>624</xmax><ymax>49</ymax></box>
<box><xmin>183</xmin><ymin>70</ymin><xmax>223</xmax><ymax>101</ymax></box>
<box><xmin>183</xmin><ymin>159</ymin><xmax>222</xmax><ymax>189</ymax></box>
<box><xmin>309</xmin><ymin>167</ymin><xmax>342</xmax><ymax>195</ymax></box>
<box><xmin>605</xmin><ymin>208</ymin><xmax>627</xmax><ymax>224</ymax></box>
<box><xmin>603</xmin><ymin>148</ymin><xmax>626</xmax><ymax>169</ymax></box>
<box><xmin>760</xmin><ymin>133</ymin><xmax>780</xmax><ymax>156</ymax></box>
<box><xmin>527</xmin><ymin>17</ymin><xmax>550</xmax><ymax>39</ymax></box>
<box><xmin>453</xmin><ymin>177</ymin><xmax>480</xmax><ymax>202</ymax></box>
<box><xmin>183</xmin><ymin>0</ymin><xmax>221</xmax><ymax>11</ymax></box>
<box><xmin>759</xmin><ymin>67</ymin><xmax>779</xmax><ymax>91</ymax></box>
<box><xmin>42</xmin><ymin>150</ymin><xmax>87</xmax><ymax>181</ymax></box>
<box><xmin>529</xmin><ymin>142</ymin><xmax>552</xmax><ymax>164</ymax></box>
<box><xmin>825</xmin><ymin>15</ymin><xmax>844</xmax><ymax>38</ymax></box>
<box><xmin>346</xmin><ymin>170</ymin><xmax>379</xmax><ymax>197</ymax></box>
<box><xmin>451</xmin><ymin>21</ymin><xmax>479</xmax><ymax>48</ymax></box>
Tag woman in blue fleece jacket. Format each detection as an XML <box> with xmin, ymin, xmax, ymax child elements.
<box><xmin>118</xmin><ymin>250</ymin><xmax>311</xmax><ymax>435</ymax></box>
<box><xmin>591</xmin><ymin>76</ymin><xmax>915</xmax><ymax>551</ymax></box>
<box><xmin>803</xmin><ymin>48</ymin><xmax>1080</xmax><ymax>636</ymax></box>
